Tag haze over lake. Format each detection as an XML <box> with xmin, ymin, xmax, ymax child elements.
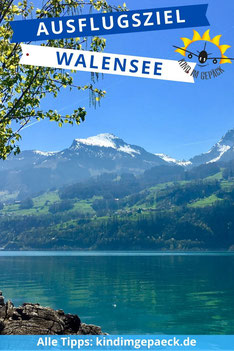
<box><xmin>1</xmin><ymin>251</ymin><xmax>234</xmax><ymax>334</ymax></box>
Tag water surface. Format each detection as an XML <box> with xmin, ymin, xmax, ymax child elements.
<box><xmin>0</xmin><ymin>251</ymin><xmax>234</xmax><ymax>334</ymax></box>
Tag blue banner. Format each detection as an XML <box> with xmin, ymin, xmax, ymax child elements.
<box><xmin>10</xmin><ymin>5</ymin><xmax>209</xmax><ymax>43</ymax></box>
<box><xmin>0</xmin><ymin>335</ymin><xmax>233</xmax><ymax>351</ymax></box>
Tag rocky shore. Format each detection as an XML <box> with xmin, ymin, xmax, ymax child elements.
<box><xmin>0</xmin><ymin>291</ymin><xmax>106</xmax><ymax>335</ymax></box>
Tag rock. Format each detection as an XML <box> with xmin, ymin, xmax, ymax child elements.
<box><xmin>0</xmin><ymin>292</ymin><xmax>106</xmax><ymax>335</ymax></box>
<box><xmin>63</xmin><ymin>313</ymin><xmax>80</xmax><ymax>334</ymax></box>
<box><xmin>78</xmin><ymin>323</ymin><xmax>108</xmax><ymax>335</ymax></box>
<box><xmin>0</xmin><ymin>320</ymin><xmax>4</xmax><ymax>333</ymax></box>
<box><xmin>5</xmin><ymin>301</ymin><xmax>14</xmax><ymax>317</ymax></box>
<box><xmin>0</xmin><ymin>305</ymin><xmax>7</xmax><ymax>319</ymax></box>
<box><xmin>1</xmin><ymin>303</ymin><xmax>70</xmax><ymax>335</ymax></box>
<box><xmin>0</xmin><ymin>296</ymin><xmax>4</xmax><ymax>306</ymax></box>
<box><xmin>56</xmin><ymin>309</ymin><xmax>65</xmax><ymax>315</ymax></box>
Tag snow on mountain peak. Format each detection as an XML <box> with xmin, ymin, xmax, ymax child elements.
<box><xmin>75</xmin><ymin>133</ymin><xmax>119</xmax><ymax>149</ymax></box>
<box><xmin>155</xmin><ymin>153</ymin><xmax>192</xmax><ymax>166</ymax></box>
<box><xmin>155</xmin><ymin>153</ymin><xmax>178</xmax><ymax>164</ymax></box>
<box><xmin>199</xmin><ymin>129</ymin><xmax>234</xmax><ymax>164</ymax></box>
<box><xmin>118</xmin><ymin>145</ymin><xmax>140</xmax><ymax>156</ymax></box>
<box><xmin>73</xmin><ymin>133</ymin><xmax>141</xmax><ymax>157</ymax></box>
<box><xmin>207</xmin><ymin>144</ymin><xmax>231</xmax><ymax>164</ymax></box>
<box><xmin>33</xmin><ymin>150</ymin><xmax>58</xmax><ymax>156</ymax></box>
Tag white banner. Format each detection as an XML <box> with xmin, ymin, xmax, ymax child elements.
<box><xmin>20</xmin><ymin>44</ymin><xmax>196</xmax><ymax>83</ymax></box>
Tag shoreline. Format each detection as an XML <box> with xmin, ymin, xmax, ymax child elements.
<box><xmin>0</xmin><ymin>250</ymin><xmax>234</xmax><ymax>255</ymax></box>
<box><xmin>0</xmin><ymin>292</ymin><xmax>106</xmax><ymax>336</ymax></box>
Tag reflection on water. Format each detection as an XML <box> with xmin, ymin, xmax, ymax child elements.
<box><xmin>0</xmin><ymin>252</ymin><xmax>234</xmax><ymax>334</ymax></box>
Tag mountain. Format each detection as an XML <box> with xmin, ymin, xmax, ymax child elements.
<box><xmin>1</xmin><ymin>129</ymin><xmax>234</xmax><ymax>196</ymax></box>
<box><xmin>1</xmin><ymin>131</ymin><xmax>234</xmax><ymax>251</ymax></box>
<box><xmin>1</xmin><ymin>159</ymin><xmax>234</xmax><ymax>251</ymax></box>
<box><xmin>0</xmin><ymin>150</ymin><xmax>58</xmax><ymax>171</ymax></box>
<box><xmin>155</xmin><ymin>153</ymin><xmax>191</xmax><ymax>167</ymax></box>
<box><xmin>62</xmin><ymin>133</ymin><xmax>168</xmax><ymax>174</ymax></box>
<box><xmin>189</xmin><ymin>129</ymin><xmax>234</xmax><ymax>166</ymax></box>
<box><xmin>0</xmin><ymin>133</ymin><xmax>172</xmax><ymax>194</ymax></box>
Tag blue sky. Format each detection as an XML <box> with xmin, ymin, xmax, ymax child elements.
<box><xmin>19</xmin><ymin>0</ymin><xmax>234</xmax><ymax>161</ymax></box>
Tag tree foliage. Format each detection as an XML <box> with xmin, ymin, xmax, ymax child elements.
<box><xmin>0</xmin><ymin>0</ymin><xmax>126</xmax><ymax>159</ymax></box>
<box><xmin>0</xmin><ymin>166</ymin><xmax>234</xmax><ymax>250</ymax></box>
<box><xmin>1</xmin><ymin>197</ymin><xmax>234</xmax><ymax>250</ymax></box>
<box><xmin>20</xmin><ymin>196</ymin><xmax>34</xmax><ymax>209</ymax></box>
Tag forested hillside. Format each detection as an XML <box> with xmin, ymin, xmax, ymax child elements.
<box><xmin>1</xmin><ymin>161</ymin><xmax>234</xmax><ymax>251</ymax></box>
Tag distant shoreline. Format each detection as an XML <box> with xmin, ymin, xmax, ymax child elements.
<box><xmin>0</xmin><ymin>250</ymin><xmax>234</xmax><ymax>256</ymax></box>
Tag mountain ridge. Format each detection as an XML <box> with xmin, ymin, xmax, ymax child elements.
<box><xmin>1</xmin><ymin>129</ymin><xmax>234</xmax><ymax>195</ymax></box>
<box><xmin>189</xmin><ymin>129</ymin><xmax>234</xmax><ymax>166</ymax></box>
<box><xmin>14</xmin><ymin>128</ymin><xmax>234</xmax><ymax>167</ymax></box>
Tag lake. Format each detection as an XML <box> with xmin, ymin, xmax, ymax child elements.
<box><xmin>0</xmin><ymin>251</ymin><xmax>234</xmax><ymax>334</ymax></box>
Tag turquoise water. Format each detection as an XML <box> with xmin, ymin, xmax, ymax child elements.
<box><xmin>0</xmin><ymin>251</ymin><xmax>234</xmax><ymax>334</ymax></box>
